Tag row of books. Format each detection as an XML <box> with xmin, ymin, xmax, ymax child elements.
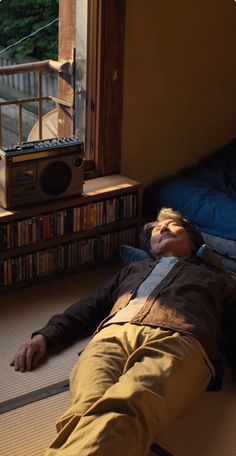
<box><xmin>0</xmin><ymin>228</ymin><xmax>136</xmax><ymax>286</ymax></box>
<box><xmin>0</xmin><ymin>193</ymin><xmax>137</xmax><ymax>250</ymax></box>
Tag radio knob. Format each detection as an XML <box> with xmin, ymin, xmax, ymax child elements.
<box><xmin>73</xmin><ymin>157</ymin><xmax>83</xmax><ymax>167</ymax></box>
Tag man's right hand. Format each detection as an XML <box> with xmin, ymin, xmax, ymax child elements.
<box><xmin>10</xmin><ymin>334</ymin><xmax>48</xmax><ymax>372</ymax></box>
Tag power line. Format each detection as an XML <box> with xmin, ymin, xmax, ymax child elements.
<box><xmin>0</xmin><ymin>18</ymin><xmax>59</xmax><ymax>55</ymax></box>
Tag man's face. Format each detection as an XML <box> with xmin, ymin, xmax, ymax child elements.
<box><xmin>150</xmin><ymin>219</ymin><xmax>194</xmax><ymax>258</ymax></box>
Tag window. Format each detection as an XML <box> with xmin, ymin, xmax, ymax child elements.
<box><xmin>58</xmin><ymin>0</ymin><xmax>126</xmax><ymax>177</ymax></box>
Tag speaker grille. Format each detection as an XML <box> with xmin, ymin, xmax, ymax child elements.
<box><xmin>40</xmin><ymin>161</ymin><xmax>72</xmax><ymax>196</ymax></box>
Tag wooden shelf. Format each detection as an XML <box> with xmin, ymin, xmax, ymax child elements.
<box><xmin>0</xmin><ymin>175</ymin><xmax>143</xmax><ymax>290</ymax></box>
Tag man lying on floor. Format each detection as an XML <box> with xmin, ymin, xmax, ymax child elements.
<box><xmin>10</xmin><ymin>208</ymin><xmax>236</xmax><ymax>456</ymax></box>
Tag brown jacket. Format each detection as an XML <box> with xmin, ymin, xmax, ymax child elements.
<box><xmin>34</xmin><ymin>257</ymin><xmax>236</xmax><ymax>389</ymax></box>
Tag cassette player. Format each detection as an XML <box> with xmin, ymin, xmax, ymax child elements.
<box><xmin>0</xmin><ymin>136</ymin><xmax>84</xmax><ymax>209</ymax></box>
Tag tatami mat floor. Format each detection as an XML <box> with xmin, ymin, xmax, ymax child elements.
<box><xmin>0</xmin><ymin>392</ymin><xmax>70</xmax><ymax>456</ymax></box>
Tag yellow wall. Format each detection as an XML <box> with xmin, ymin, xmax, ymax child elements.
<box><xmin>121</xmin><ymin>0</ymin><xmax>236</xmax><ymax>186</ymax></box>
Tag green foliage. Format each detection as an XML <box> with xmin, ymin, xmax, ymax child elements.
<box><xmin>0</xmin><ymin>0</ymin><xmax>59</xmax><ymax>60</ymax></box>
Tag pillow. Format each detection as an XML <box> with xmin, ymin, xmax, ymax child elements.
<box><xmin>119</xmin><ymin>243</ymin><xmax>223</xmax><ymax>269</ymax></box>
<box><xmin>145</xmin><ymin>176</ymin><xmax>236</xmax><ymax>240</ymax></box>
<box><xmin>119</xmin><ymin>245</ymin><xmax>150</xmax><ymax>266</ymax></box>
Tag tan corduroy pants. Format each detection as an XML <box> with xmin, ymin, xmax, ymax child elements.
<box><xmin>45</xmin><ymin>323</ymin><xmax>212</xmax><ymax>456</ymax></box>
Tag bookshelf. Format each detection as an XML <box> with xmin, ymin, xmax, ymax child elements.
<box><xmin>0</xmin><ymin>175</ymin><xmax>142</xmax><ymax>291</ymax></box>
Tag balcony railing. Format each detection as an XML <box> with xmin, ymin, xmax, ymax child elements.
<box><xmin>0</xmin><ymin>59</ymin><xmax>73</xmax><ymax>147</ymax></box>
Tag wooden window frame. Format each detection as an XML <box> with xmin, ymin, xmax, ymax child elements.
<box><xmin>58</xmin><ymin>0</ymin><xmax>126</xmax><ymax>177</ymax></box>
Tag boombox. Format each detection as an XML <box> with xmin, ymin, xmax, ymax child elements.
<box><xmin>0</xmin><ymin>137</ymin><xmax>84</xmax><ymax>209</ymax></box>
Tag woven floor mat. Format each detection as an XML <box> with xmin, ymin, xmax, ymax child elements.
<box><xmin>0</xmin><ymin>391</ymin><xmax>69</xmax><ymax>456</ymax></box>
